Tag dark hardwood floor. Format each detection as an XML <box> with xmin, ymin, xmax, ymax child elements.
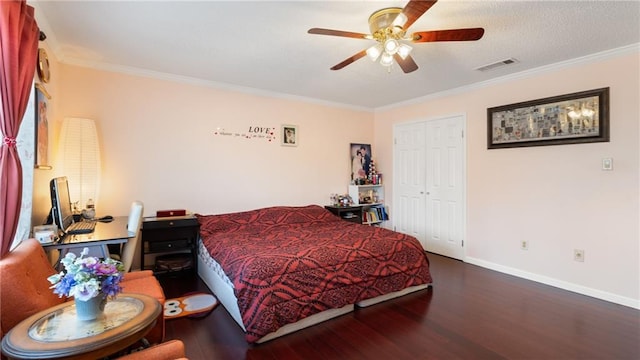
<box><xmin>158</xmin><ymin>254</ymin><xmax>639</xmax><ymax>359</ymax></box>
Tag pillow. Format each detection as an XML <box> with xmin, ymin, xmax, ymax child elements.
<box><xmin>197</xmin><ymin>205</ymin><xmax>340</xmax><ymax>235</ymax></box>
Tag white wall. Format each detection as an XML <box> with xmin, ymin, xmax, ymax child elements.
<box><xmin>32</xmin><ymin>43</ymin><xmax>638</xmax><ymax>308</ymax></box>
<box><xmin>42</xmin><ymin>65</ymin><xmax>372</xmax><ymax>217</ymax></box>
<box><xmin>31</xmin><ymin>42</ymin><xmax>61</xmax><ymax>229</ymax></box>
<box><xmin>373</xmin><ymin>48</ymin><xmax>640</xmax><ymax>308</ymax></box>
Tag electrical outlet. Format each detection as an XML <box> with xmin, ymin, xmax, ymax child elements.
<box><xmin>521</xmin><ymin>241</ymin><xmax>528</xmax><ymax>250</ymax></box>
<box><xmin>574</xmin><ymin>249</ymin><xmax>585</xmax><ymax>262</ymax></box>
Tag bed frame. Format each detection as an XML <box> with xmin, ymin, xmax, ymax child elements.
<box><xmin>197</xmin><ymin>241</ymin><xmax>430</xmax><ymax>343</ymax></box>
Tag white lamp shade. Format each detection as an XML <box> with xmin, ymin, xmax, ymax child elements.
<box><xmin>59</xmin><ymin>118</ymin><xmax>101</xmax><ymax>210</ymax></box>
<box><xmin>397</xmin><ymin>43</ymin><xmax>412</xmax><ymax>59</ymax></box>
<box><xmin>366</xmin><ymin>44</ymin><xmax>383</xmax><ymax>61</ymax></box>
<box><xmin>380</xmin><ymin>52</ymin><xmax>394</xmax><ymax>66</ymax></box>
<box><xmin>391</xmin><ymin>13</ymin><xmax>408</xmax><ymax>28</ymax></box>
<box><xmin>384</xmin><ymin>39</ymin><xmax>399</xmax><ymax>54</ymax></box>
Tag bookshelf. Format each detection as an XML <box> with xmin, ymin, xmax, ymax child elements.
<box><xmin>348</xmin><ymin>184</ymin><xmax>388</xmax><ymax>226</ymax></box>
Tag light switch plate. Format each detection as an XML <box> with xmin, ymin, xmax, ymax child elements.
<box><xmin>602</xmin><ymin>158</ymin><xmax>613</xmax><ymax>171</ymax></box>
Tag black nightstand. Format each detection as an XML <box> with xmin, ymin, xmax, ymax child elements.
<box><xmin>324</xmin><ymin>205</ymin><xmax>363</xmax><ymax>224</ymax></box>
<box><xmin>140</xmin><ymin>215</ymin><xmax>200</xmax><ymax>275</ymax></box>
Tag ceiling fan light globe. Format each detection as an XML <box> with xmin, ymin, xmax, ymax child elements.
<box><xmin>384</xmin><ymin>39</ymin><xmax>399</xmax><ymax>54</ymax></box>
<box><xmin>380</xmin><ymin>52</ymin><xmax>394</xmax><ymax>67</ymax></box>
<box><xmin>397</xmin><ymin>43</ymin><xmax>412</xmax><ymax>59</ymax></box>
<box><xmin>392</xmin><ymin>13</ymin><xmax>408</xmax><ymax>28</ymax></box>
<box><xmin>366</xmin><ymin>44</ymin><xmax>383</xmax><ymax>61</ymax></box>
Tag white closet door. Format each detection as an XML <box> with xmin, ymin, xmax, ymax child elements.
<box><xmin>425</xmin><ymin>115</ymin><xmax>465</xmax><ymax>259</ymax></box>
<box><xmin>393</xmin><ymin>122</ymin><xmax>427</xmax><ymax>248</ymax></box>
<box><xmin>393</xmin><ymin>115</ymin><xmax>466</xmax><ymax>260</ymax></box>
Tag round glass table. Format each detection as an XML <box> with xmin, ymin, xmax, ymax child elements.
<box><xmin>1</xmin><ymin>293</ymin><xmax>161</xmax><ymax>360</ymax></box>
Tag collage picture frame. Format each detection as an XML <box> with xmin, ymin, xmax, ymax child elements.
<box><xmin>487</xmin><ymin>87</ymin><xmax>609</xmax><ymax>149</ymax></box>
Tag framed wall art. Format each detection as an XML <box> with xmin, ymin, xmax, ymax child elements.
<box><xmin>281</xmin><ymin>124</ymin><xmax>298</xmax><ymax>146</ymax></box>
<box><xmin>350</xmin><ymin>143</ymin><xmax>371</xmax><ymax>184</ymax></box>
<box><xmin>487</xmin><ymin>87</ymin><xmax>609</xmax><ymax>149</ymax></box>
<box><xmin>34</xmin><ymin>83</ymin><xmax>52</xmax><ymax>169</ymax></box>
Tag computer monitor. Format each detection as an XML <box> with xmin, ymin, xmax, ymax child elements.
<box><xmin>50</xmin><ymin>176</ymin><xmax>75</xmax><ymax>234</ymax></box>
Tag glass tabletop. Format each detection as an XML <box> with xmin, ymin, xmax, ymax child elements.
<box><xmin>28</xmin><ymin>297</ymin><xmax>144</xmax><ymax>342</ymax></box>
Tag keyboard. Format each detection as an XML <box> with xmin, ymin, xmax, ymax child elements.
<box><xmin>66</xmin><ymin>221</ymin><xmax>96</xmax><ymax>234</ymax></box>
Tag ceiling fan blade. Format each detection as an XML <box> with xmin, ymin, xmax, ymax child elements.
<box><xmin>401</xmin><ymin>0</ymin><xmax>438</xmax><ymax>30</ymax></box>
<box><xmin>308</xmin><ymin>28</ymin><xmax>371</xmax><ymax>40</ymax></box>
<box><xmin>412</xmin><ymin>28</ymin><xmax>485</xmax><ymax>42</ymax></box>
<box><xmin>393</xmin><ymin>54</ymin><xmax>419</xmax><ymax>73</ymax></box>
<box><xmin>330</xmin><ymin>50</ymin><xmax>368</xmax><ymax>70</ymax></box>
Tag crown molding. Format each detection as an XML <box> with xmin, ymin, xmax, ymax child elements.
<box><xmin>60</xmin><ymin>57</ymin><xmax>373</xmax><ymax>113</ymax></box>
<box><xmin>375</xmin><ymin>43</ymin><xmax>640</xmax><ymax>112</ymax></box>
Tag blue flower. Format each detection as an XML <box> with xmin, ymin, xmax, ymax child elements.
<box><xmin>47</xmin><ymin>248</ymin><xmax>124</xmax><ymax>300</ymax></box>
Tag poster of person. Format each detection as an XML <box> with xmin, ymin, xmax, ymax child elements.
<box><xmin>35</xmin><ymin>84</ymin><xmax>50</xmax><ymax>167</ymax></box>
<box><xmin>350</xmin><ymin>143</ymin><xmax>371</xmax><ymax>183</ymax></box>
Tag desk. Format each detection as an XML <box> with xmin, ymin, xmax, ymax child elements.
<box><xmin>42</xmin><ymin>216</ymin><xmax>133</xmax><ymax>261</ymax></box>
<box><xmin>1</xmin><ymin>293</ymin><xmax>161</xmax><ymax>360</ymax></box>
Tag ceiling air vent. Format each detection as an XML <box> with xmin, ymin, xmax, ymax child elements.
<box><xmin>475</xmin><ymin>58</ymin><xmax>519</xmax><ymax>72</ymax></box>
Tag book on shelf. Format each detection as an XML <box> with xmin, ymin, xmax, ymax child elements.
<box><xmin>379</xmin><ymin>206</ymin><xmax>389</xmax><ymax>221</ymax></box>
<box><xmin>362</xmin><ymin>206</ymin><xmax>388</xmax><ymax>224</ymax></box>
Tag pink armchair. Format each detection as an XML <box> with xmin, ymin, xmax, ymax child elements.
<box><xmin>117</xmin><ymin>340</ymin><xmax>188</xmax><ymax>360</ymax></box>
<box><xmin>0</xmin><ymin>238</ymin><xmax>166</xmax><ymax>346</ymax></box>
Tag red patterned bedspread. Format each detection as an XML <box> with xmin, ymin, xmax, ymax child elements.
<box><xmin>197</xmin><ymin>205</ymin><xmax>432</xmax><ymax>343</ymax></box>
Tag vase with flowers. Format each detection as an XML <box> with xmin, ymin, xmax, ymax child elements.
<box><xmin>47</xmin><ymin>248</ymin><xmax>124</xmax><ymax>320</ymax></box>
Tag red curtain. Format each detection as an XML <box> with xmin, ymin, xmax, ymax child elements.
<box><xmin>0</xmin><ymin>0</ymin><xmax>39</xmax><ymax>258</ymax></box>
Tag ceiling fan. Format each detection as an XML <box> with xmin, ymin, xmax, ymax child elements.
<box><xmin>308</xmin><ymin>0</ymin><xmax>484</xmax><ymax>73</ymax></box>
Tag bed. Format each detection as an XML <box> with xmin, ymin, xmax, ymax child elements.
<box><xmin>196</xmin><ymin>205</ymin><xmax>432</xmax><ymax>343</ymax></box>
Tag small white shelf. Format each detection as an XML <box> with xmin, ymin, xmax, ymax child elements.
<box><xmin>348</xmin><ymin>185</ymin><xmax>387</xmax><ymax>225</ymax></box>
<box><xmin>348</xmin><ymin>185</ymin><xmax>384</xmax><ymax>206</ymax></box>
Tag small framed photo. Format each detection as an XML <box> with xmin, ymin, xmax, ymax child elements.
<box><xmin>281</xmin><ymin>124</ymin><xmax>298</xmax><ymax>146</ymax></box>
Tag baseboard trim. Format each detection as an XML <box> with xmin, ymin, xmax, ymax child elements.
<box><xmin>465</xmin><ymin>256</ymin><xmax>639</xmax><ymax>310</ymax></box>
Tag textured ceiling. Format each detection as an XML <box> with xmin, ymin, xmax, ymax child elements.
<box><xmin>33</xmin><ymin>1</ymin><xmax>640</xmax><ymax>110</ymax></box>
